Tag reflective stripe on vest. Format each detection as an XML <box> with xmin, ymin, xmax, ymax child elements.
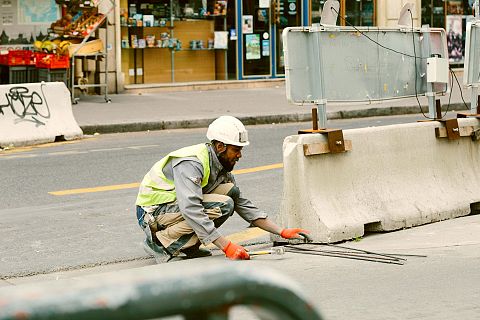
<box><xmin>136</xmin><ymin>143</ymin><xmax>211</xmax><ymax>206</ymax></box>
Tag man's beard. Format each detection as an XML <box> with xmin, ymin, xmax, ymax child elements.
<box><xmin>218</xmin><ymin>151</ymin><xmax>236</xmax><ymax>172</ymax></box>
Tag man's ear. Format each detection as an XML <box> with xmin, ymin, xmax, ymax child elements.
<box><xmin>214</xmin><ymin>141</ymin><xmax>227</xmax><ymax>153</ymax></box>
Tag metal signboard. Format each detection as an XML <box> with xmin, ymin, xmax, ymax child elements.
<box><xmin>283</xmin><ymin>26</ymin><xmax>448</xmax><ymax>105</ymax></box>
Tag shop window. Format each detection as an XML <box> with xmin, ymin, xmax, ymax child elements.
<box><xmin>120</xmin><ymin>0</ymin><xmax>230</xmax><ymax>84</ymax></box>
<box><xmin>422</xmin><ymin>0</ymin><xmax>475</xmax><ymax>63</ymax></box>
<box><xmin>421</xmin><ymin>0</ymin><xmax>446</xmax><ymax>28</ymax></box>
<box><xmin>311</xmin><ymin>0</ymin><xmax>375</xmax><ymax>26</ymax></box>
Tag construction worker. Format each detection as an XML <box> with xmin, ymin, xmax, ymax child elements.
<box><xmin>135</xmin><ymin>115</ymin><xmax>309</xmax><ymax>262</ymax></box>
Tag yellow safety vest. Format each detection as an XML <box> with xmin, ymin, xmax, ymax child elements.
<box><xmin>136</xmin><ymin>143</ymin><xmax>211</xmax><ymax>206</ymax></box>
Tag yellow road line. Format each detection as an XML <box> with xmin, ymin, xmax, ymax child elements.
<box><xmin>232</xmin><ymin>163</ymin><xmax>283</xmax><ymax>174</ymax></box>
<box><xmin>49</xmin><ymin>182</ymin><xmax>141</xmax><ymax>196</ymax></box>
<box><xmin>49</xmin><ymin>162</ymin><xmax>283</xmax><ymax>196</ymax></box>
<box><xmin>0</xmin><ymin>139</ymin><xmax>92</xmax><ymax>156</ymax></box>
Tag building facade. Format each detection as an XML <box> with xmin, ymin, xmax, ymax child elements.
<box><xmin>0</xmin><ymin>0</ymin><xmax>476</xmax><ymax>91</ymax></box>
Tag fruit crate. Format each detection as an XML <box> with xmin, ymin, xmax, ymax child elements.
<box><xmin>35</xmin><ymin>53</ymin><xmax>70</xmax><ymax>69</ymax></box>
<box><xmin>0</xmin><ymin>65</ymin><xmax>31</xmax><ymax>84</ymax></box>
<box><xmin>0</xmin><ymin>50</ymin><xmax>35</xmax><ymax>66</ymax></box>
<box><xmin>0</xmin><ymin>65</ymin><xmax>38</xmax><ymax>84</ymax></box>
<box><xmin>26</xmin><ymin>66</ymin><xmax>38</xmax><ymax>82</ymax></box>
<box><xmin>38</xmin><ymin>68</ymin><xmax>69</xmax><ymax>86</ymax></box>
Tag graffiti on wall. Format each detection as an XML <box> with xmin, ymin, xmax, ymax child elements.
<box><xmin>0</xmin><ymin>84</ymin><xmax>51</xmax><ymax>126</ymax></box>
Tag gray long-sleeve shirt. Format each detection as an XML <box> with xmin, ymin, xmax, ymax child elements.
<box><xmin>161</xmin><ymin>143</ymin><xmax>267</xmax><ymax>244</ymax></box>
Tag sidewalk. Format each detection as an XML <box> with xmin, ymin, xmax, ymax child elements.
<box><xmin>2</xmin><ymin>214</ymin><xmax>480</xmax><ymax>320</ymax></box>
<box><xmin>72</xmin><ymin>75</ymin><xmax>475</xmax><ymax>135</ymax></box>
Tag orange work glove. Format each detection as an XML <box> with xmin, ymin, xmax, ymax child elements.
<box><xmin>280</xmin><ymin>228</ymin><xmax>310</xmax><ymax>240</ymax></box>
<box><xmin>223</xmin><ymin>241</ymin><xmax>250</xmax><ymax>260</ymax></box>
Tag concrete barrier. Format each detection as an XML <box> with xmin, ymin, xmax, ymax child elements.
<box><xmin>277</xmin><ymin>118</ymin><xmax>480</xmax><ymax>243</ymax></box>
<box><xmin>0</xmin><ymin>82</ymin><xmax>83</xmax><ymax>147</ymax></box>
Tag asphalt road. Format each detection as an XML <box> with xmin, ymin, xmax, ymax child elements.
<box><xmin>0</xmin><ymin>114</ymin><xmax>424</xmax><ymax>278</ymax></box>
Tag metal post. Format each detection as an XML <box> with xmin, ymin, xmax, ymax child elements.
<box><xmin>427</xmin><ymin>84</ymin><xmax>436</xmax><ymax>119</ymax></box>
<box><xmin>104</xmin><ymin>14</ymin><xmax>109</xmax><ymax>102</ymax></box>
<box><xmin>170</xmin><ymin>0</ymin><xmax>175</xmax><ymax>83</ymax></box>
<box><xmin>313</xmin><ymin>28</ymin><xmax>327</xmax><ymax>129</ymax></box>
<box><xmin>471</xmin><ymin>85</ymin><xmax>479</xmax><ymax>114</ymax></box>
<box><xmin>71</xmin><ymin>56</ymin><xmax>75</xmax><ymax>103</ymax></box>
<box><xmin>420</xmin><ymin>26</ymin><xmax>436</xmax><ymax>118</ymax></box>
<box><xmin>475</xmin><ymin>0</ymin><xmax>479</xmax><ymax>19</ymax></box>
<box><xmin>316</xmin><ymin>102</ymin><xmax>327</xmax><ymax>129</ymax></box>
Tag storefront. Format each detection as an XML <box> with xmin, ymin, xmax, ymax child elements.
<box><xmin>2</xmin><ymin>0</ymin><xmax>476</xmax><ymax>89</ymax></box>
<box><xmin>119</xmin><ymin>0</ymin><xmax>309</xmax><ymax>84</ymax></box>
<box><xmin>238</xmin><ymin>0</ymin><xmax>306</xmax><ymax>78</ymax></box>
<box><xmin>0</xmin><ymin>0</ymin><xmax>113</xmax><ymax>92</ymax></box>
<box><xmin>421</xmin><ymin>0</ymin><xmax>475</xmax><ymax>64</ymax></box>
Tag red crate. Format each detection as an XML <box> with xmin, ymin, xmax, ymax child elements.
<box><xmin>0</xmin><ymin>50</ymin><xmax>35</xmax><ymax>66</ymax></box>
<box><xmin>35</xmin><ymin>52</ymin><xmax>70</xmax><ymax>69</ymax></box>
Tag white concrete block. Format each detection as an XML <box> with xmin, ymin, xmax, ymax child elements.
<box><xmin>0</xmin><ymin>82</ymin><xmax>83</xmax><ymax>147</ymax></box>
<box><xmin>277</xmin><ymin>119</ymin><xmax>480</xmax><ymax>243</ymax></box>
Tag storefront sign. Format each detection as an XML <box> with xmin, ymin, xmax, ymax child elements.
<box><xmin>287</xmin><ymin>0</ymin><xmax>297</xmax><ymax>15</ymax></box>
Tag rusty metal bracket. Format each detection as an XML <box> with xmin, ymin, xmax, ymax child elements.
<box><xmin>298</xmin><ymin>108</ymin><xmax>351</xmax><ymax>155</ymax></box>
<box><xmin>457</xmin><ymin>97</ymin><xmax>480</xmax><ymax>118</ymax></box>
<box><xmin>435</xmin><ymin>118</ymin><xmax>464</xmax><ymax>140</ymax></box>
<box><xmin>457</xmin><ymin>112</ymin><xmax>480</xmax><ymax>119</ymax></box>
<box><xmin>300</xmin><ymin>129</ymin><xmax>352</xmax><ymax>156</ymax></box>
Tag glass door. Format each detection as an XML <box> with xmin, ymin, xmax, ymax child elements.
<box><xmin>241</xmin><ymin>0</ymin><xmax>272</xmax><ymax>77</ymax></box>
<box><xmin>274</xmin><ymin>0</ymin><xmax>301</xmax><ymax>75</ymax></box>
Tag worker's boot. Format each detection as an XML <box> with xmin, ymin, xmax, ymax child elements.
<box><xmin>180</xmin><ymin>242</ymin><xmax>212</xmax><ymax>259</ymax></box>
<box><xmin>143</xmin><ymin>239</ymin><xmax>172</xmax><ymax>264</ymax></box>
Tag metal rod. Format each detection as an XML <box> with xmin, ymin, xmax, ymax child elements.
<box><xmin>284</xmin><ymin>245</ymin><xmax>404</xmax><ymax>262</ymax></box>
<box><xmin>435</xmin><ymin>99</ymin><xmax>442</xmax><ymax>119</ymax></box>
<box><xmin>312</xmin><ymin>108</ymin><xmax>318</xmax><ymax>130</ymax></box>
<box><xmin>475</xmin><ymin>0</ymin><xmax>479</xmax><ymax>19</ymax></box>
<box><xmin>326</xmin><ymin>243</ymin><xmax>409</xmax><ymax>261</ymax></box>
<box><xmin>285</xmin><ymin>248</ymin><xmax>404</xmax><ymax>265</ymax></box>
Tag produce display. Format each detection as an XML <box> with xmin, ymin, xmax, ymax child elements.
<box><xmin>34</xmin><ymin>39</ymin><xmax>72</xmax><ymax>56</ymax></box>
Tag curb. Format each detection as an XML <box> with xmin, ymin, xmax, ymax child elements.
<box><xmin>123</xmin><ymin>78</ymin><xmax>286</xmax><ymax>94</ymax></box>
<box><xmin>80</xmin><ymin>103</ymin><xmax>470</xmax><ymax>135</ymax></box>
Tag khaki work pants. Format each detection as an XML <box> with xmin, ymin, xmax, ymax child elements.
<box><xmin>152</xmin><ymin>183</ymin><xmax>237</xmax><ymax>256</ymax></box>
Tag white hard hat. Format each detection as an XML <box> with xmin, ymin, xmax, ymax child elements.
<box><xmin>206</xmin><ymin>116</ymin><xmax>249</xmax><ymax>146</ymax></box>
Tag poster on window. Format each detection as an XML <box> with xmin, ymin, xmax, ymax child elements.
<box><xmin>262</xmin><ymin>39</ymin><xmax>269</xmax><ymax>56</ymax></box>
<box><xmin>18</xmin><ymin>0</ymin><xmax>59</xmax><ymax>24</ymax></box>
<box><xmin>446</xmin><ymin>15</ymin><xmax>463</xmax><ymax>62</ymax></box>
<box><xmin>245</xmin><ymin>34</ymin><xmax>260</xmax><ymax>60</ymax></box>
<box><xmin>242</xmin><ymin>15</ymin><xmax>253</xmax><ymax>34</ymax></box>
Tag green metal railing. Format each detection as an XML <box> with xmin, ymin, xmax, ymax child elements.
<box><xmin>0</xmin><ymin>263</ymin><xmax>322</xmax><ymax>320</ymax></box>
